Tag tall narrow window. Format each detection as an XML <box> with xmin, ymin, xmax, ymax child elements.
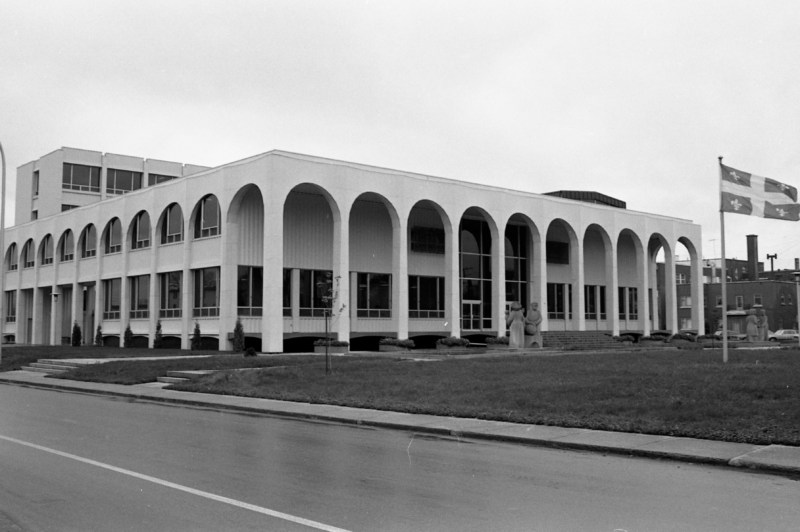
<box><xmin>22</xmin><ymin>240</ymin><xmax>34</xmax><ymax>269</ymax></box>
<box><xmin>628</xmin><ymin>287</ymin><xmax>639</xmax><ymax>320</ymax></box>
<box><xmin>237</xmin><ymin>266</ymin><xmax>263</xmax><ymax>316</ymax></box>
<box><xmin>193</xmin><ymin>267</ymin><xmax>220</xmax><ymax>317</ymax></box>
<box><xmin>32</xmin><ymin>170</ymin><xmax>39</xmax><ymax>197</ymax></box>
<box><xmin>160</xmin><ymin>271</ymin><xmax>182</xmax><ymax>318</ymax></box>
<box><xmin>283</xmin><ymin>269</ymin><xmax>291</xmax><ymax>317</ymax></box>
<box><xmin>60</xmin><ymin>231</ymin><xmax>74</xmax><ymax>262</ymax></box>
<box><xmin>63</xmin><ymin>163</ymin><xmax>101</xmax><ymax>193</ymax></box>
<box><xmin>81</xmin><ymin>225</ymin><xmax>97</xmax><ymax>258</ymax></box>
<box><xmin>161</xmin><ymin>204</ymin><xmax>183</xmax><ymax>244</ymax></box>
<box><xmin>357</xmin><ymin>273</ymin><xmax>391</xmax><ymax>318</ymax></box>
<box><xmin>6</xmin><ymin>243</ymin><xmax>17</xmax><ymax>271</ymax></box>
<box><xmin>41</xmin><ymin>235</ymin><xmax>53</xmax><ymax>265</ymax></box>
<box><xmin>618</xmin><ymin>287</ymin><xmax>627</xmax><ymax>319</ymax></box>
<box><xmin>131</xmin><ymin>212</ymin><xmax>151</xmax><ymax>250</ymax></box>
<box><xmin>103</xmin><ymin>278</ymin><xmax>122</xmax><ymax>319</ymax></box>
<box><xmin>409</xmin><ymin>275</ymin><xmax>445</xmax><ymax>318</ymax></box>
<box><xmin>547</xmin><ymin>283</ymin><xmax>566</xmax><ymax>320</ymax></box>
<box><xmin>599</xmin><ymin>286</ymin><xmax>606</xmax><ymax>320</ymax></box>
<box><xmin>106</xmin><ymin>169</ymin><xmax>143</xmax><ymax>195</ymax></box>
<box><xmin>104</xmin><ymin>219</ymin><xmax>122</xmax><ymax>254</ymax></box>
<box><xmin>504</xmin><ymin>224</ymin><xmax>529</xmax><ymax>310</ymax></box>
<box><xmin>194</xmin><ymin>195</ymin><xmax>220</xmax><ymax>238</ymax></box>
<box><xmin>130</xmin><ymin>275</ymin><xmax>150</xmax><ymax>319</ymax></box>
<box><xmin>5</xmin><ymin>291</ymin><xmax>16</xmax><ymax>323</ymax></box>
<box><xmin>584</xmin><ymin>285</ymin><xmax>597</xmax><ymax>320</ymax></box>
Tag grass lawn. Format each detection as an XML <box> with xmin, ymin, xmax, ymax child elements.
<box><xmin>13</xmin><ymin>346</ymin><xmax>800</xmax><ymax>446</ymax></box>
<box><xmin>0</xmin><ymin>345</ymin><xmax>225</xmax><ymax>372</ymax></box>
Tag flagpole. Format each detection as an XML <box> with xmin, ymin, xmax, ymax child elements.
<box><xmin>719</xmin><ymin>156</ymin><xmax>728</xmax><ymax>363</ymax></box>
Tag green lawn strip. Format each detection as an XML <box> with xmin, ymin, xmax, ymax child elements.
<box><xmin>0</xmin><ymin>345</ymin><xmax>223</xmax><ymax>372</ymax></box>
<box><xmin>166</xmin><ymin>349</ymin><xmax>800</xmax><ymax>446</ymax></box>
<box><xmin>50</xmin><ymin>354</ymin><xmax>335</xmax><ymax>385</ymax></box>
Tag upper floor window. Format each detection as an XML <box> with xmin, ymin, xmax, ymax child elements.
<box><xmin>63</xmin><ymin>163</ymin><xmax>101</xmax><ymax>193</ymax></box>
<box><xmin>409</xmin><ymin>275</ymin><xmax>444</xmax><ymax>319</ymax></box>
<box><xmin>6</xmin><ymin>243</ymin><xmax>17</xmax><ymax>271</ymax></box>
<box><xmin>161</xmin><ymin>204</ymin><xmax>183</xmax><ymax>244</ymax></box>
<box><xmin>130</xmin><ymin>275</ymin><xmax>150</xmax><ymax>319</ymax></box>
<box><xmin>31</xmin><ymin>210</ymin><xmax>38</xmax><ymax>221</ymax></box>
<box><xmin>22</xmin><ymin>240</ymin><xmax>35</xmax><ymax>269</ymax></box>
<box><xmin>410</xmin><ymin>227</ymin><xmax>445</xmax><ymax>254</ymax></box>
<box><xmin>106</xmin><ymin>169</ymin><xmax>143</xmax><ymax>195</ymax></box>
<box><xmin>5</xmin><ymin>291</ymin><xmax>16</xmax><ymax>323</ymax></box>
<box><xmin>80</xmin><ymin>225</ymin><xmax>97</xmax><ymax>258</ymax></box>
<box><xmin>676</xmin><ymin>273</ymin><xmax>687</xmax><ymax>285</ymax></box>
<box><xmin>60</xmin><ymin>230</ymin><xmax>74</xmax><ymax>262</ymax></box>
<box><xmin>148</xmin><ymin>173</ymin><xmax>178</xmax><ymax>186</ymax></box>
<box><xmin>194</xmin><ymin>195</ymin><xmax>220</xmax><ymax>239</ymax></box>
<box><xmin>754</xmin><ymin>293</ymin><xmax>762</xmax><ymax>306</ymax></box>
<box><xmin>160</xmin><ymin>271</ymin><xmax>182</xmax><ymax>318</ymax></box>
<box><xmin>546</xmin><ymin>241</ymin><xmax>569</xmax><ymax>264</ymax></box>
<box><xmin>237</xmin><ymin>266</ymin><xmax>263</xmax><ymax>317</ymax></box>
<box><xmin>61</xmin><ymin>204</ymin><xmax>78</xmax><ymax>212</ymax></box>
<box><xmin>32</xmin><ymin>170</ymin><xmax>39</xmax><ymax>197</ymax></box>
<box><xmin>40</xmin><ymin>235</ymin><xmax>53</xmax><ymax>265</ymax></box>
<box><xmin>104</xmin><ymin>219</ymin><xmax>122</xmax><ymax>254</ymax></box>
<box><xmin>193</xmin><ymin>267</ymin><xmax>220</xmax><ymax>317</ymax></box>
<box><xmin>131</xmin><ymin>212</ymin><xmax>151</xmax><ymax>250</ymax></box>
<box><xmin>103</xmin><ymin>278</ymin><xmax>121</xmax><ymax>320</ymax></box>
<box><xmin>736</xmin><ymin>295</ymin><xmax>744</xmax><ymax>309</ymax></box>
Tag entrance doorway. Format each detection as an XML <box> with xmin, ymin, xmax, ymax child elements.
<box><xmin>461</xmin><ymin>301</ymin><xmax>481</xmax><ymax>331</ymax></box>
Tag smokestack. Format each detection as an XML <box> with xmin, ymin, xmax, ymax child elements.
<box><xmin>746</xmin><ymin>235</ymin><xmax>758</xmax><ymax>281</ymax></box>
<box><xmin>796</xmin><ymin>258</ymin><xmax>799</xmax><ymax>270</ymax></box>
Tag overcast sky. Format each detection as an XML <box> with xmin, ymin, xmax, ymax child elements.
<box><xmin>2</xmin><ymin>1</ymin><xmax>800</xmax><ymax>267</ymax></box>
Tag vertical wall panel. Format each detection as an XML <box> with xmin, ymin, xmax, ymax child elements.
<box><xmin>238</xmin><ymin>189</ymin><xmax>264</xmax><ymax>266</ymax></box>
<box><xmin>283</xmin><ymin>191</ymin><xmax>333</xmax><ymax>270</ymax></box>
<box><xmin>349</xmin><ymin>199</ymin><xmax>392</xmax><ymax>273</ymax></box>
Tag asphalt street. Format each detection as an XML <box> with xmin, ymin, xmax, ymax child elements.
<box><xmin>1</xmin><ymin>384</ymin><xmax>798</xmax><ymax>531</ymax></box>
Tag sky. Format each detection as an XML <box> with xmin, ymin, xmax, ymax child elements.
<box><xmin>2</xmin><ymin>0</ymin><xmax>800</xmax><ymax>267</ymax></box>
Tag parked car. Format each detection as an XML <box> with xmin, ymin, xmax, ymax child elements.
<box><xmin>768</xmin><ymin>329</ymin><xmax>799</xmax><ymax>342</ymax></box>
<box><xmin>714</xmin><ymin>330</ymin><xmax>746</xmax><ymax>340</ymax></box>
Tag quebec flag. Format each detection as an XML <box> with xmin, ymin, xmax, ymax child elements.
<box><xmin>720</xmin><ymin>162</ymin><xmax>800</xmax><ymax>221</ymax></box>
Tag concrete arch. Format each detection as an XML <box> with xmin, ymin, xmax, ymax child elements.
<box><xmin>649</xmin><ymin>232</ymin><xmax>674</xmax><ymax>332</ymax></box>
<box><xmin>100</xmin><ymin>217</ymin><xmax>123</xmax><ymax>254</ymax></box>
<box><xmin>458</xmin><ymin>206</ymin><xmax>500</xmax><ymax>335</ymax></box>
<box><xmin>78</xmin><ymin>223</ymin><xmax>97</xmax><ymax>258</ymax></box>
<box><xmin>127</xmin><ymin>210</ymin><xmax>152</xmax><ymax>249</ymax></box>
<box><xmin>544</xmin><ymin>218</ymin><xmax>580</xmax><ymax>330</ymax></box>
<box><xmin>5</xmin><ymin>242</ymin><xmax>17</xmax><ymax>270</ymax></box>
<box><xmin>282</xmin><ymin>182</ymin><xmax>343</xmax><ymax>226</ymax></box>
<box><xmin>21</xmin><ymin>238</ymin><xmax>35</xmax><ymax>267</ymax></box>
<box><xmin>582</xmin><ymin>223</ymin><xmax>613</xmax><ymax>331</ymax></box>
<box><xmin>189</xmin><ymin>194</ymin><xmax>221</xmax><ymax>239</ymax></box>
<box><xmin>504</xmin><ymin>212</ymin><xmax>544</xmax><ymax>311</ymax></box>
<box><xmin>37</xmin><ymin>233</ymin><xmax>54</xmax><ymax>264</ymax></box>
<box><xmin>57</xmin><ymin>229</ymin><xmax>74</xmax><ymax>261</ymax></box>
<box><xmin>677</xmin><ymin>235</ymin><xmax>704</xmax><ymax>335</ymax></box>
<box><xmin>156</xmin><ymin>202</ymin><xmax>184</xmax><ymax>245</ymax></box>
<box><xmin>227</xmin><ymin>184</ymin><xmax>263</xmax><ymax>224</ymax></box>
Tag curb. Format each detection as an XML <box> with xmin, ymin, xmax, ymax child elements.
<box><xmin>1</xmin><ymin>374</ymin><xmax>798</xmax><ymax>477</ymax></box>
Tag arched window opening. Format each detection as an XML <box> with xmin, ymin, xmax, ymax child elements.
<box><xmin>81</xmin><ymin>225</ymin><xmax>97</xmax><ymax>258</ymax></box>
<box><xmin>60</xmin><ymin>231</ymin><xmax>74</xmax><ymax>262</ymax></box>
<box><xmin>131</xmin><ymin>212</ymin><xmax>151</xmax><ymax>250</ymax></box>
<box><xmin>194</xmin><ymin>195</ymin><xmax>220</xmax><ymax>239</ymax></box>
<box><xmin>22</xmin><ymin>240</ymin><xmax>35</xmax><ymax>269</ymax></box>
<box><xmin>105</xmin><ymin>219</ymin><xmax>122</xmax><ymax>254</ymax></box>
<box><xmin>41</xmin><ymin>235</ymin><xmax>54</xmax><ymax>265</ymax></box>
<box><xmin>161</xmin><ymin>204</ymin><xmax>183</xmax><ymax>244</ymax></box>
<box><xmin>6</xmin><ymin>243</ymin><xmax>17</xmax><ymax>271</ymax></box>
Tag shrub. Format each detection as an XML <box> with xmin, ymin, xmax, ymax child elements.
<box><xmin>379</xmin><ymin>338</ymin><xmax>415</xmax><ymax>348</ymax></box>
<box><xmin>191</xmin><ymin>322</ymin><xmax>202</xmax><ymax>351</ymax></box>
<box><xmin>244</xmin><ymin>347</ymin><xmax>257</xmax><ymax>357</ymax></box>
<box><xmin>313</xmin><ymin>339</ymin><xmax>350</xmax><ymax>347</ymax></box>
<box><xmin>696</xmin><ymin>335</ymin><xmax>713</xmax><ymax>341</ymax></box>
<box><xmin>485</xmin><ymin>336</ymin><xmax>509</xmax><ymax>345</ymax></box>
<box><xmin>232</xmin><ymin>318</ymin><xmax>245</xmax><ymax>352</ymax></box>
<box><xmin>153</xmin><ymin>320</ymin><xmax>164</xmax><ymax>349</ymax></box>
<box><xmin>669</xmin><ymin>333</ymin><xmax>696</xmax><ymax>342</ymax></box>
<box><xmin>436</xmin><ymin>336</ymin><xmax>470</xmax><ymax>347</ymax></box>
<box><xmin>94</xmin><ymin>326</ymin><xmax>103</xmax><ymax>347</ymax></box>
<box><xmin>639</xmin><ymin>336</ymin><xmax>664</xmax><ymax>342</ymax></box>
<box><xmin>123</xmin><ymin>325</ymin><xmax>133</xmax><ymax>348</ymax></box>
<box><xmin>612</xmin><ymin>335</ymin><xmax>634</xmax><ymax>342</ymax></box>
<box><xmin>71</xmin><ymin>322</ymin><xmax>82</xmax><ymax>347</ymax></box>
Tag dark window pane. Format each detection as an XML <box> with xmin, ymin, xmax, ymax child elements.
<box><xmin>408</xmin><ymin>276</ymin><xmax>418</xmax><ymax>311</ymax></box>
<box><xmin>73</xmin><ymin>165</ymin><xmax>90</xmax><ymax>187</ymax></box>
<box><xmin>357</xmin><ymin>273</ymin><xmax>368</xmax><ymax>310</ymax></box>
<box><xmin>461</xmin><ymin>254</ymin><xmax>480</xmax><ymax>279</ymax></box>
<box><xmin>252</xmin><ymin>268</ymin><xmax>263</xmax><ymax>307</ymax></box>
<box><xmin>418</xmin><ymin>276</ymin><xmax>438</xmax><ymax>311</ymax></box>
<box><xmin>299</xmin><ymin>270</ymin><xmax>311</xmax><ymax>308</ymax></box>
<box><xmin>283</xmin><ymin>269</ymin><xmax>291</xmax><ymax>309</ymax></box>
<box><xmin>203</xmin><ymin>196</ymin><xmax>219</xmax><ymax>229</ymax></box>
<box><xmin>460</xmin><ymin>219</ymin><xmax>481</xmax><ymax>254</ymax></box>
<box><xmin>237</xmin><ymin>266</ymin><xmax>250</xmax><ymax>307</ymax></box>
<box><xmin>462</xmin><ymin>279</ymin><xmax>480</xmax><ymax>301</ymax></box>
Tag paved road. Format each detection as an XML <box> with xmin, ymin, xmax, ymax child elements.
<box><xmin>0</xmin><ymin>384</ymin><xmax>798</xmax><ymax>532</ymax></box>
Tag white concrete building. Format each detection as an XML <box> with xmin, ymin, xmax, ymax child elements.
<box><xmin>2</xmin><ymin>147</ymin><xmax>705</xmax><ymax>351</ymax></box>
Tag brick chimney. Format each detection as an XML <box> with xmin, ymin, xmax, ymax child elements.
<box><xmin>746</xmin><ymin>234</ymin><xmax>758</xmax><ymax>281</ymax></box>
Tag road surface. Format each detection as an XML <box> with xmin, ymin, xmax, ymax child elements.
<box><xmin>0</xmin><ymin>383</ymin><xmax>797</xmax><ymax>531</ymax></box>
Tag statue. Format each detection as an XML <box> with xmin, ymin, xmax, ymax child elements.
<box><xmin>745</xmin><ymin>309</ymin><xmax>758</xmax><ymax>342</ymax></box>
<box><xmin>525</xmin><ymin>302</ymin><xmax>543</xmax><ymax>348</ymax></box>
<box><xmin>757</xmin><ymin>307</ymin><xmax>769</xmax><ymax>342</ymax></box>
<box><xmin>506</xmin><ymin>302</ymin><xmax>525</xmax><ymax>348</ymax></box>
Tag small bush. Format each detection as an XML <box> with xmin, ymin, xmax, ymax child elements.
<box><xmin>232</xmin><ymin>318</ymin><xmax>245</xmax><ymax>352</ymax></box>
<box><xmin>313</xmin><ymin>339</ymin><xmax>350</xmax><ymax>347</ymax></box>
<box><xmin>153</xmin><ymin>320</ymin><xmax>164</xmax><ymax>349</ymax></box>
<box><xmin>485</xmin><ymin>336</ymin><xmax>509</xmax><ymax>345</ymax></box>
<box><xmin>696</xmin><ymin>335</ymin><xmax>713</xmax><ymax>341</ymax></box>
<box><xmin>94</xmin><ymin>326</ymin><xmax>103</xmax><ymax>347</ymax></box>
<box><xmin>379</xmin><ymin>338</ymin><xmax>415</xmax><ymax>348</ymax></box>
<box><xmin>669</xmin><ymin>333</ymin><xmax>696</xmax><ymax>342</ymax></box>
<box><xmin>436</xmin><ymin>336</ymin><xmax>470</xmax><ymax>347</ymax></box>
<box><xmin>71</xmin><ymin>322</ymin><xmax>82</xmax><ymax>347</ymax></box>
<box><xmin>191</xmin><ymin>323</ymin><xmax>203</xmax><ymax>351</ymax></box>
<box><xmin>639</xmin><ymin>336</ymin><xmax>664</xmax><ymax>342</ymax></box>
<box><xmin>244</xmin><ymin>347</ymin><xmax>257</xmax><ymax>357</ymax></box>
<box><xmin>612</xmin><ymin>335</ymin><xmax>634</xmax><ymax>342</ymax></box>
<box><xmin>124</xmin><ymin>325</ymin><xmax>134</xmax><ymax>348</ymax></box>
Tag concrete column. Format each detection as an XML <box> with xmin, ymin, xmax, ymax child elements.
<box><xmin>492</xmin><ymin>223</ymin><xmax>506</xmax><ymax>338</ymax></box>
<box><xmin>639</xmin><ymin>246</ymin><xmax>651</xmax><ymax>337</ymax></box>
<box><xmin>664</xmin><ymin>251</ymin><xmax>678</xmax><ymax>333</ymax></box>
<box><xmin>180</xmin><ymin>233</ymin><xmax>192</xmax><ymax>350</ymax></box>
<box><xmin>607</xmin><ymin>241</ymin><xmax>619</xmax><ymax>336</ymax></box>
<box><xmin>533</xmin><ymin>234</ymin><xmax>548</xmax><ymax>332</ymax></box>
<box><xmin>445</xmin><ymin>218</ymin><xmax>460</xmax><ymax>338</ymax></box>
<box><xmin>50</xmin><ymin>289</ymin><xmax>60</xmax><ymax>345</ymax></box>
<box><xmin>219</xmin><ymin>216</ymin><xmax>237</xmax><ymax>351</ymax></box>
<box><xmin>691</xmin><ymin>252</ymin><xmax>705</xmax><ymax>335</ymax></box>
<box><xmin>573</xmin><ymin>238</ymin><xmax>585</xmax><ymax>331</ymax></box>
<box><xmin>349</xmin><ymin>271</ymin><xmax>358</xmax><ymax>334</ymax></box>
<box><xmin>100</xmin><ymin>155</ymin><xmax>108</xmax><ymax>202</ymax></box>
<box><xmin>94</xmin><ymin>239</ymin><xmax>103</xmax><ymax>345</ymax></box>
<box><xmin>332</xmin><ymin>211</ymin><xmax>350</xmax><ymax>343</ymax></box>
<box><xmin>148</xmin><ymin>242</ymin><xmax>158</xmax><ymax>347</ymax></box>
<box><xmin>392</xmin><ymin>216</ymin><xmax>408</xmax><ymax>340</ymax></box>
<box><xmin>119</xmin><ymin>244</ymin><xmax>129</xmax><ymax>348</ymax></box>
<box><xmin>261</xmin><ymin>195</ymin><xmax>284</xmax><ymax>353</ymax></box>
<box><xmin>31</xmin><ymin>258</ymin><xmax>41</xmax><ymax>344</ymax></box>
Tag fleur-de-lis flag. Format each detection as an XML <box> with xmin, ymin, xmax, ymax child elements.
<box><xmin>720</xmin><ymin>162</ymin><xmax>800</xmax><ymax>221</ymax></box>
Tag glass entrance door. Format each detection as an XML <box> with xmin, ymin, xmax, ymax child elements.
<box><xmin>462</xmin><ymin>301</ymin><xmax>481</xmax><ymax>331</ymax></box>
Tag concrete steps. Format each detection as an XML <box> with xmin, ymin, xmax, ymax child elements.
<box><xmin>21</xmin><ymin>360</ymin><xmax>83</xmax><ymax>374</ymax></box>
<box><xmin>541</xmin><ymin>331</ymin><xmax>622</xmax><ymax>350</ymax></box>
<box><xmin>156</xmin><ymin>369</ymin><xmax>216</xmax><ymax>384</ymax></box>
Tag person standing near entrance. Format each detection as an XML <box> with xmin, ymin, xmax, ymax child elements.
<box><xmin>506</xmin><ymin>302</ymin><xmax>525</xmax><ymax>348</ymax></box>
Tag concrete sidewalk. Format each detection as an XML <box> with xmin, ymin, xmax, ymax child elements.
<box><xmin>1</xmin><ymin>370</ymin><xmax>799</xmax><ymax>477</ymax></box>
